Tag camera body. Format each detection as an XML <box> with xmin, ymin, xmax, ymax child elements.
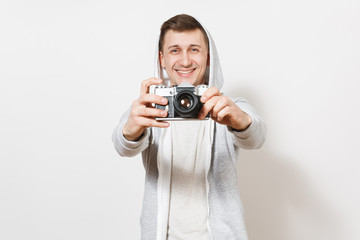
<box><xmin>151</xmin><ymin>82</ymin><xmax>209</xmax><ymax>120</ymax></box>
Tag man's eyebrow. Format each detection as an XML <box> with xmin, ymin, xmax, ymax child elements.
<box><xmin>168</xmin><ymin>45</ymin><xmax>180</xmax><ymax>49</ymax></box>
<box><xmin>168</xmin><ymin>44</ymin><xmax>202</xmax><ymax>49</ymax></box>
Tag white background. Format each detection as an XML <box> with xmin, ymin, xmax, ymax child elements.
<box><xmin>1</xmin><ymin>0</ymin><xmax>359</xmax><ymax>239</ymax></box>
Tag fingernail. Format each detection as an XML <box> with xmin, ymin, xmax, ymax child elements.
<box><xmin>161</xmin><ymin>98</ymin><xmax>167</xmax><ymax>104</ymax></box>
<box><xmin>201</xmin><ymin>96</ymin><xmax>206</xmax><ymax>102</ymax></box>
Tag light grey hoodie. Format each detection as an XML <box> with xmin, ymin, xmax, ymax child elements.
<box><xmin>112</xmin><ymin>27</ymin><xmax>266</xmax><ymax>240</ymax></box>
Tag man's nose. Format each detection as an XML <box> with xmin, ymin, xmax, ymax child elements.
<box><xmin>180</xmin><ymin>52</ymin><xmax>191</xmax><ymax>67</ymax></box>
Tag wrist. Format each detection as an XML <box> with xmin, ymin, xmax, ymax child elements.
<box><xmin>232</xmin><ymin>114</ymin><xmax>252</xmax><ymax>131</ymax></box>
<box><xmin>122</xmin><ymin>124</ymin><xmax>145</xmax><ymax>141</ymax></box>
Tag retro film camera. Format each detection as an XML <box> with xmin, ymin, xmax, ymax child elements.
<box><xmin>150</xmin><ymin>82</ymin><xmax>209</xmax><ymax>120</ymax></box>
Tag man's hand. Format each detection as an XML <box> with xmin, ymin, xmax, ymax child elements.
<box><xmin>198</xmin><ymin>87</ymin><xmax>252</xmax><ymax>131</ymax></box>
<box><xmin>122</xmin><ymin>78</ymin><xmax>169</xmax><ymax>141</ymax></box>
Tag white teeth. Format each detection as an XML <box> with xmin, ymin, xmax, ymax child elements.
<box><xmin>177</xmin><ymin>69</ymin><xmax>194</xmax><ymax>74</ymax></box>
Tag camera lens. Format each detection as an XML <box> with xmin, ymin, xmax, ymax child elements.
<box><xmin>179</xmin><ymin>97</ymin><xmax>192</xmax><ymax>109</ymax></box>
<box><xmin>174</xmin><ymin>91</ymin><xmax>198</xmax><ymax>116</ymax></box>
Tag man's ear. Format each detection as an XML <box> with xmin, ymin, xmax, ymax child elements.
<box><xmin>159</xmin><ymin>51</ymin><xmax>165</xmax><ymax>68</ymax></box>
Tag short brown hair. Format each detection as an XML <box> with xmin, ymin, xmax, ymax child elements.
<box><xmin>159</xmin><ymin>14</ymin><xmax>209</xmax><ymax>52</ymax></box>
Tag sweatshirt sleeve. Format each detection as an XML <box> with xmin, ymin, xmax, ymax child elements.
<box><xmin>227</xmin><ymin>98</ymin><xmax>266</xmax><ymax>149</ymax></box>
<box><xmin>112</xmin><ymin>109</ymin><xmax>151</xmax><ymax>157</ymax></box>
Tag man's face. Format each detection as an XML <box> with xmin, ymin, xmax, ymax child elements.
<box><xmin>159</xmin><ymin>29</ymin><xmax>209</xmax><ymax>86</ymax></box>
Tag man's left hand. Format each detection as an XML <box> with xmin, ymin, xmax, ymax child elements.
<box><xmin>198</xmin><ymin>87</ymin><xmax>252</xmax><ymax>131</ymax></box>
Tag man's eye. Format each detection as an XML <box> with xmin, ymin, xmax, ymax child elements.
<box><xmin>171</xmin><ymin>49</ymin><xmax>179</xmax><ymax>53</ymax></box>
<box><xmin>191</xmin><ymin>48</ymin><xmax>199</xmax><ymax>52</ymax></box>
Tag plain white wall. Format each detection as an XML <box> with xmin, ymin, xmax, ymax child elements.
<box><xmin>1</xmin><ymin>1</ymin><xmax>359</xmax><ymax>239</ymax></box>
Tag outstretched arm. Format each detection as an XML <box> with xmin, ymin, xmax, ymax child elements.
<box><xmin>112</xmin><ymin>78</ymin><xmax>169</xmax><ymax>157</ymax></box>
<box><xmin>198</xmin><ymin>87</ymin><xmax>266</xmax><ymax>149</ymax></box>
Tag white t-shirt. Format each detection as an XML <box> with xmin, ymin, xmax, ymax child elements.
<box><xmin>167</xmin><ymin>120</ymin><xmax>211</xmax><ymax>240</ymax></box>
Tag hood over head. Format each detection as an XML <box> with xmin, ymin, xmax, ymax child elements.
<box><xmin>154</xmin><ymin>18</ymin><xmax>224</xmax><ymax>90</ymax></box>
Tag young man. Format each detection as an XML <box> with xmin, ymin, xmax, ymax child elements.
<box><xmin>113</xmin><ymin>14</ymin><xmax>266</xmax><ymax>240</ymax></box>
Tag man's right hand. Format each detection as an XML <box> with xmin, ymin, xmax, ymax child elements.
<box><xmin>122</xmin><ymin>78</ymin><xmax>169</xmax><ymax>141</ymax></box>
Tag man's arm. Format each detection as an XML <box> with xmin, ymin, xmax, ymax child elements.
<box><xmin>112</xmin><ymin>78</ymin><xmax>169</xmax><ymax>157</ymax></box>
<box><xmin>198</xmin><ymin>87</ymin><xmax>266</xmax><ymax>149</ymax></box>
<box><xmin>227</xmin><ymin>98</ymin><xmax>266</xmax><ymax>149</ymax></box>
<box><xmin>113</xmin><ymin>108</ymin><xmax>153</xmax><ymax>157</ymax></box>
